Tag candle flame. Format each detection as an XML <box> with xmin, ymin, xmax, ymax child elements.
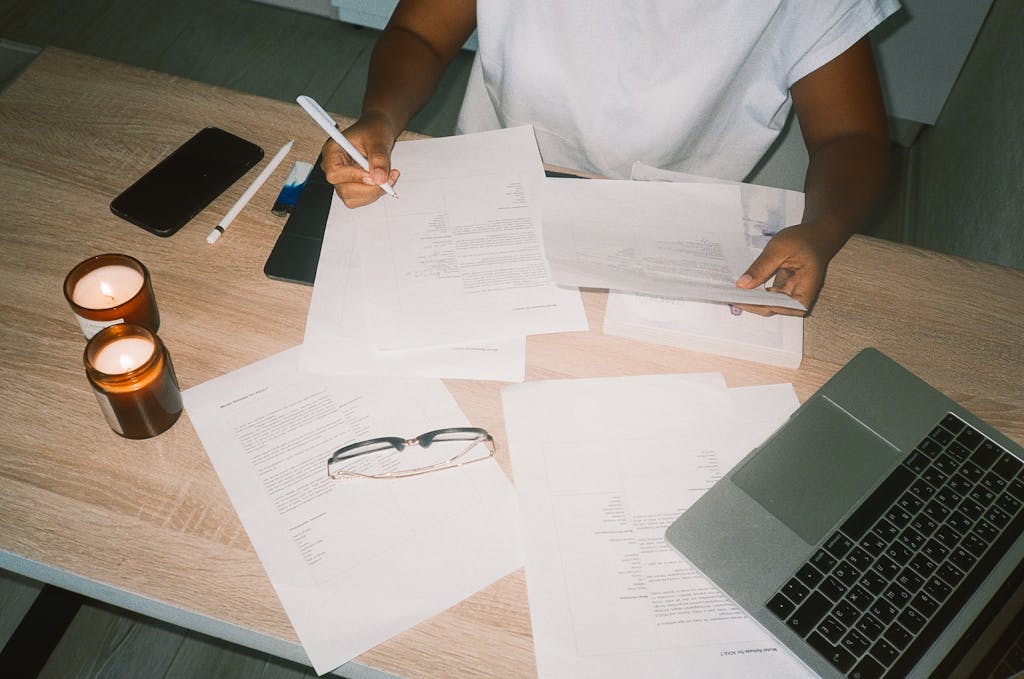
<box><xmin>120</xmin><ymin>352</ymin><xmax>137</xmax><ymax>372</ymax></box>
<box><xmin>99</xmin><ymin>280</ymin><xmax>117</xmax><ymax>303</ymax></box>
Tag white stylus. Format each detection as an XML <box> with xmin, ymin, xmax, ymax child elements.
<box><xmin>296</xmin><ymin>94</ymin><xmax>398</xmax><ymax>198</ymax></box>
<box><xmin>207</xmin><ymin>140</ymin><xmax>293</xmax><ymax>244</ymax></box>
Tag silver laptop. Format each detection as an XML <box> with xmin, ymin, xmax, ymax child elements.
<box><xmin>666</xmin><ymin>348</ymin><xmax>1024</xmax><ymax>678</ymax></box>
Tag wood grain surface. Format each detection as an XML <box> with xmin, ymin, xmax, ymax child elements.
<box><xmin>1</xmin><ymin>48</ymin><xmax>1022</xmax><ymax>679</ymax></box>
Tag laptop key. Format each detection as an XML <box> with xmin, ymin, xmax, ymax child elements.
<box><xmin>832</xmin><ymin>600</ymin><xmax>860</xmax><ymax>626</ymax></box>
<box><xmin>883</xmin><ymin>621</ymin><xmax>913</xmax><ymax>650</ymax></box>
<box><xmin>846</xmin><ymin>546</ymin><xmax>873</xmax><ymax>570</ymax></box>
<box><xmin>954</xmin><ymin>424</ymin><xmax>983</xmax><ymax>450</ymax></box>
<box><xmin>845</xmin><ymin>584</ymin><xmax>873</xmax><ymax>611</ymax></box>
<box><xmin>998</xmin><ymin>492</ymin><xmax>1022</xmax><ymax>515</ymax></box>
<box><xmin>928</xmin><ymin>426</ymin><xmax>954</xmax><ymax>446</ymax></box>
<box><xmin>796</xmin><ymin>563</ymin><xmax>824</xmax><ymax>587</ymax></box>
<box><xmin>806</xmin><ymin>631</ymin><xmax>855</xmax><ymax>672</ymax></box>
<box><xmin>895</xmin><ymin>567</ymin><xmax>924</xmax><ymax>594</ymax></box>
<box><xmin>820</xmin><ymin>575</ymin><xmax>848</xmax><ymax>602</ymax></box>
<box><xmin>973</xmin><ymin>518</ymin><xmax>999</xmax><ymax>542</ymax></box>
<box><xmin>940</xmin><ymin>414</ymin><xmax>966</xmax><ymax>434</ymax></box>
<box><xmin>810</xmin><ymin>549</ymin><xmax>838</xmax><ymax>573</ymax></box>
<box><xmin>937</xmin><ymin>562</ymin><xmax>965</xmax><ymax>587</ymax></box>
<box><xmin>855</xmin><ymin>612</ymin><xmax>885</xmax><ymax>641</ymax></box>
<box><xmin>909</xmin><ymin>553</ymin><xmax>937</xmax><ymax>577</ymax></box>
<box><xmin>767</xmin><ymin>592</ymin><xmax>795</xmax><ymax>620</ymax></box>
<box><xmin>840</xmin><ymin>630</ymin><xmax>869</xmax><ymax>657</ymax></box>
<box><xmin>1008</xmin><ymin>478</ymin><xmax>1024</xmax><ymax>501</ymax></box>
<box><xmin>850</xmin><ymin>654</ymin><xmax>886</xmax><ymax>679</ymax></box>
<box><xmin>992</xmin><ymin>452</ymin><xmax>1022</xmax><ymax>481</ymax></box>
<box><xmin>782</xmin><ymin>578</ymin><xmax>809</xmax><ymax>604</ymax></box>
<box><xmin>817</xmin><ymin>615</ymin><xmax>846</xmax><ymax>644</ymax></box>
<box><xmin>825</xmin><ymin>532</ymin><xmax>854</xmax><ymax>559</ymax></box>
<box><xmin>787</xmin><ymin>590</ymin><xmax>831</xmax><ymax>636</ymax></box>
<box><xmin>870</xmin><ymin>637</ymin><xmax>900</xmax><ymax>666</ymax></box>
<box><xmin>860</xmin><ymin>570</ymin><xmax>887</xmax><ymax>595</ymax></box>
<box><xmin>961</xmin><ymin>532</ymin><xmax>987</xmax><ymax>557</ymax></box>
<box><xmin>970</xmin><ymin>441</ymin><xmax>1001</xmax><ymax>469</ymax></box>
<box><xmin>869</xmin><ymin>599</ymin><xmax>898</xmax><ymax>624</ymax></box>
<box><xmin>959</xmin><ymin>460</ymin><xmax>984</xmax><ymax>482</ymax></box>
<box><xmin>897</xmin><ymin>606</ymin><xmax>926</xmax><ymax>633</ymax></box>
<box><xmin>925</xmin><ymin>576</ymin><xmax>952</xmax><ymax>601</ymax></box>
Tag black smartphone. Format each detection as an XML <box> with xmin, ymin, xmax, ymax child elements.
<box><xmin>110</xmin><ymin>127</ymin><xmax>264</xmax><ymax>237</ymax></box>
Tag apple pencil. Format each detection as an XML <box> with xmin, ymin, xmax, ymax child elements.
<box><xmin>296</xmin><ymin>94</ymin><xmax>398</xmax><ymax>198</ymax></box>
<box><xmin>207</xmin><ymin>140</ymin><xmax>294</xmax><ymax>244</ymax></box>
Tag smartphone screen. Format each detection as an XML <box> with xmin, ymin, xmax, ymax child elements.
<box><xmin>110</xmin><ymin>127</ymin><xmax>264</xmax><ymax>237</ymax></box>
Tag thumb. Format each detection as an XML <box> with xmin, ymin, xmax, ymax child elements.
<box><xmin>737</xmin><ymin>243</ymin><xmax>785</xmax><ymax>289</ymax></box>
<box><xmin>364</xmin><ymin>144</ymin><xmax>393</xmax><ymax>186</ymax></box>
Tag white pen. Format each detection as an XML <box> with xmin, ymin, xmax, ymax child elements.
<box><xmin>296</xmin><ymin>94</ymin><xmax>398</xmax><ymax>198</ymax></box>
<box><xmin>207</xmin><ymin>140</ymin><xmax>294</xmax><ymax>244</ymax></box>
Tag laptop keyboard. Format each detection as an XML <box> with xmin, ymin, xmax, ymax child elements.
<box><xmin>766</xmin><ymin>413</ymin><xmax>1024</xmax><ymax>678</ymax></box>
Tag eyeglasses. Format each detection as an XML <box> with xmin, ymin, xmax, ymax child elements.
<box><xmin>327</xmin><ymin>427</ymin><xmax>495</xmax><ymax>480</ymax></box>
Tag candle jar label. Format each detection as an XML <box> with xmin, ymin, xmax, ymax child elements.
<box><xmin>75</xmin><ymin>314</ymin><xmax>124</xmax><ymax>340</ymax></box>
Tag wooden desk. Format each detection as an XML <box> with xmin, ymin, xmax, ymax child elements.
<box><xmin>1</xmin><ymin>49</ymin><xmax>1022</xmax><ymax>678</ymax></box>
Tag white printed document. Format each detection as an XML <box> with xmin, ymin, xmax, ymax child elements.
<box><xmin>541</xmin><ymin>178</ymin><xmax>806</xmax><ymax>311</ymax></box>
<box><xmin>354</xmin><ymin>126</ymin><xmax>588</xmax><ymax>350</ymax></box>
<box><xmin>183</xmin><ymin>347</ymin><xmax>522</xmax><ymax>675</ymax></box>
<box><xmin>302</xmin><ymin>192</ymin><xmax>527</xmax><ymax>381</ymax></box>
<box><xmin>603</xmin><ymin>294</ymin><xmax>803</xmax><ymax>369</ymax></box>
<box><xmin>501</xmin><ymin>374</ymin><xmax>814</xmax><ymax>678</ymax></box>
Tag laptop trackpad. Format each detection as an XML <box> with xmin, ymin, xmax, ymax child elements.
<box><xmin>732</xmin><ymin>397</ymin><xmax>900</xmax><ymax>545</ymax></box>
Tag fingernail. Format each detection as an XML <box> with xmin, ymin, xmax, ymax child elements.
<box><xmin>729</xmin><ymin>304</ymin><xmax>742</xmax><ymax>316</ymax></box>
<box><xmin>737</xmin><ymin>274</ymin><xmax>753</xmax><ymax>287</ymax></box>
<box><xmin>361</xmin><ymin>177</ymin><xmax>375</xmax><ymax>185</ymax></box>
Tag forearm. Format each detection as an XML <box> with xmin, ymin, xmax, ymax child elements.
<box><xmin>802</xmin><ymin>131</ymin><xmax>891</xmax><ymax>258</ymax></box>
<box><xmin>361</xmin><ymin>26</ymin><xmax>454</xmax><ymax>136</ymax></box>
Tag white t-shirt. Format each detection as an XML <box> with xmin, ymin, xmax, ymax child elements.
<box><xmin>456</xmin><ymin>0</ymin><xmax>900</xmax><ymax>180</ymax></box>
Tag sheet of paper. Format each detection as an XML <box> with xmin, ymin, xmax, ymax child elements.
<box><xmin>354</xmin><ymin>126</ymin><xmax>588</xmax><ymax>350</ymax></box>
<box><xmin>629</xmin><ymin>160</ymin><xmax>806</xmax><ymax>254</ymax></box>
<box><xmin>302</xmin><ymin>192</ymin><xmax>527</xmax><ymax>381</ymax></box>
<box><xmin>501</xmin><ymin>375</ymin><xmax>813</xmax><ymax>678</ymax></box>
<box><xmin>541</xmin><ymin>177</ymin><xmax>806</xmax><ymax>310</ymax></box>
<box><xmin>183</xmin><ymin>347</ymin><xmax>522</xmax><ymax>675</ymax></box>
<box><xmin>603</xmin><ymin>293</ymin><xmax>803</xmax><ymax>369</ymax></box>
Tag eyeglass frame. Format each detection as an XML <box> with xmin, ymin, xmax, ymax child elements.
<box><xmin>326</xmin><ymin>427</ymin><xmax>495</xmax><ymax>480</ymax></box>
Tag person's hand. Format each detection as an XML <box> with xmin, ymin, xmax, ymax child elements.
<box><xmin>320</xmin><ymin>112</ymin><xmax>401</xmax><ymax>208</ymax></box>
<box><xmin>732</xmin><ymin>221</ymin><xmax>842</xmax><ymax>317</ymax></box>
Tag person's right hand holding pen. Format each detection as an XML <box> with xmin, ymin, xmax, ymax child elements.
<box><xmin>322</xmin><ymin>113</ymin><xmax>402</xmax><ymax>208</ymax></box>
<box><xmin>297</xmin><ymin>95</ymin><xmax>400</xmax><ymax>206</ymax></box>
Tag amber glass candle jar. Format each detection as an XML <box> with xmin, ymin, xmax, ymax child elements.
<box><xmin>64</xmin><ymin>253</ymin><xmax>160</xmax><ymax>339</ymax></box>
<box><xmin>84</xmin><ymin>324</ymin><xmax>182</xmax><ymax>439</ymax></box>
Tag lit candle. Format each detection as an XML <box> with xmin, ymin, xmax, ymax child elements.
<box><xmin>64</xmin><ymin>254</ymin><xmax>160</xmax><ymax>338</ymax></box>
<box><xmin>71</xmin><ymin>264</ymin><xmax>144</xmax><ymax>309</ymax></box>
<box><xmin>84</xmin><ymin>325</ymin><xmax>182</xmax><ymax>439</ymax></box>
<box><xmin>92</xmin><ymin>336</ymin><xmax>155</xmax><ymax>374</ymax></box>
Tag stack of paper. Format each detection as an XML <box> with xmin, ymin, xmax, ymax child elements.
<box><xmin>603</xmin><ymin>294</ymin><xmax>803</xmax><ymax>368</ymax></box>
<box><xmin>501</xmin><ymin>374</ymin><xmax>815</xmax><ymax>678</ymax></box>
<box><xmin>301</xmin><ymin>125</ymin><xmax>588</xmax><ymax>382</ymax></box>
<box><xmin>600</xmin><ymin>161</ymin><xmax>805</xmax><ymax>368</ymax></box>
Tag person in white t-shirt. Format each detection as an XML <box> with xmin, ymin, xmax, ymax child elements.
<box><xmin>322</xmin><ymin>0</ymin><xmax>901</xmax><ymax>316</ymax></box>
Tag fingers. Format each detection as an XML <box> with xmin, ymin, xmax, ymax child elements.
<box><xmin>320</xmin><ymin>138</ymin><xmax>399</xmax><ymax>208</ymax></box>
<box><xmin>730</xmin><ymin>302</ymin><xmax>807</xmax><ymax>317</ymax></box>
<box><xmin>737</xmin><ymin>239</ymin><xmax>786</xmax><ymax>290</ymax></box>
